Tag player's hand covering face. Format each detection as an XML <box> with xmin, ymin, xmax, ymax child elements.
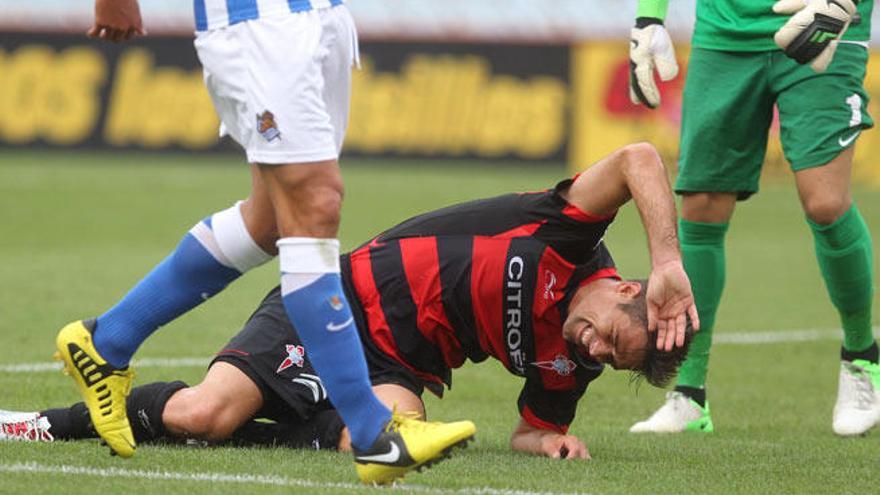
<box><xmin>88</xmin><ymin>0</ymin><xmax>146</xmax><ymax>43</ymax></box>
<box><xmin>646</xmin><ymin>260</ymin><xmax>699</xmax><ymax>352</ymax></box>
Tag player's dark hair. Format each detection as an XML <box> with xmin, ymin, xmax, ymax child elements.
<box><xmin>616</xmin><ymin>279</ymin><xmax>694</xmax><ymax>388</ymax></box>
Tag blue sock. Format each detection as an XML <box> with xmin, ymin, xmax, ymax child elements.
<box><xmin>281</xmin><ymin>272</ymin><xmax>391</xmax><ymax>450</ymax></box>
<box><xmin>94</xmin><ymin>219</ymin><xmax>242</xmax><ymax>368</ymax></box>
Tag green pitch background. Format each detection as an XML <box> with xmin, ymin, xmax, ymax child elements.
<box><xmin>0</xmin><ymin>151</ymin><xmax>877</xmax><ymax>494</ymax></box>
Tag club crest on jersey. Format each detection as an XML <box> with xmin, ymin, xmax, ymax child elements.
<box><xmin>256</xmin><ymin>110</ymin><xmax>281</xmax><ymax>142</ymax></box>
<box><xmin>329</xmin><ymin>295</ymin><xmax>344</xmax><ymax>311</ymax></box>
<box><xmin>531</xmin><ymin>354</ymin><xmax>577</xmax><ymax>376</ymax></box>
<box><xmin>276</xmin><ymin>344</ymin><xmax>305</xmax><ymax>373</ymax></box>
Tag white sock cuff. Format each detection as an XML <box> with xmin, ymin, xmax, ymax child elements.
<box><xmin>211</xmin><ymin>201</ymin><xmax>273</xmax><ymax>273</ymax></box>
<box><xmin>189</xmin><ymin>221</ymin><xmax>234</xmax><ymax>269</ymax></box>
<box><xmin>277</xmin><ymin>237</ymin><xmax>341</xmax><ymax>274</ymax></box>
<box><xmin>280</xmin><ymin>272</ymin><xmax>324</xmax><ymax>296</ymax></box>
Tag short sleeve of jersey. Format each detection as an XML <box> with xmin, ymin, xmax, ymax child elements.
<box><xmin>516</xmin><ymin>362</ymin><xmax>602</xmax><ymax>434</ymax></box>
<box><xmin>572</xmin><ymin>240</ymin><xmax>617</xmax><ymax>284</ymax></box>
<box><xmin>368</xmin><ymin>177</ymin><xmax>614</xmax><ymax>265</ymax></box>
<box><xmin>522</xmin><ymin>178</ymin><xmax>617</xmax><ymax>265</ymax></box>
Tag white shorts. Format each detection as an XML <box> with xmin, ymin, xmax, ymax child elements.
<box><xmin>194</xmin><ymin>6</ymin><xmax>358</xmax><ymax>164</ymax></box>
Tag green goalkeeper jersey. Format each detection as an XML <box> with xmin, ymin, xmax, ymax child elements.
<box><xmin>692</xmin><ymin>0</ymin><xmax>874</xmax><ymax>51</ymax></box>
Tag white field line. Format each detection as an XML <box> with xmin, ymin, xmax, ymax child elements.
<box><xmin>0</xmin><ymin>462</ymin><xmax>575</xmax><ymax>495</ymax></box>
<box><xmin>2</xmin><ymin>327</ymin><xmax>879</xmax><ymax>374</ymax></box>
<box><xmin>0</xmin><ymin>357</ymin><xmax>208</xmax><ymax>373</ymax></box>
<box><xmin>713</xmin><ymin>327</ymin><xmax>880</xmax><ymax>345</ymax></box>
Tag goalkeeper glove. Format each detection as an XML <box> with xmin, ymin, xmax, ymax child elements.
<box><xmin>629</xmin><ymin>17</ymin><xmax>679</xmax><ymax>109</ymax></box>
<box><xmin>773</xmin><ymin>0</ymin><xmax>859</xmax><ymax>72</ymax></box>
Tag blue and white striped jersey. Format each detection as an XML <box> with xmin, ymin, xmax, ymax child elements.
<box><xmin>194</xmin><ymin>0</ymin><xmax>344</xmax><ymax>31</ymax></box>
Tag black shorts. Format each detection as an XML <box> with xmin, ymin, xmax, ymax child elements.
<box><xmin>211</xmin><ymin>287</ymin><xmax>425</xmax><ymax>422</ymax></box>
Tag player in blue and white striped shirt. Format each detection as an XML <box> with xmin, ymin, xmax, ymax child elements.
<box><xmin>56</xmin><ymin>0</ymin><xmax>475</xmax><ymax>485</ymax></box>
<box><xmin>194</xmin><ymin>0</ymin><xmax>344</xmax><ymax>31</ymax></box>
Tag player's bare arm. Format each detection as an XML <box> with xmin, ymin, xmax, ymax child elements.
<box><xmin>88</xmin><ymin>0</ymin><xmax>146</xmax><ymax>43</ymax></box>
<box><xmin>563</xmin><ymin>143</ymin><xmax>699</xmax><ymax>350</ymax></box>
<box><xmin>509</xmin><ymin>418</ymin><xmax>589</xmax><ymax>460</ymax></box>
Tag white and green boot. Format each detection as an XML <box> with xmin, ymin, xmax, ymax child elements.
<box><xmin>630</xmin><ymin>391</ymin><xmax>714</xmax><ymax>433</ymax></box>
<box><xmin>833</xmin><ymin>359</ymin><xmax>880</xmax><ymax>436</ymax></box>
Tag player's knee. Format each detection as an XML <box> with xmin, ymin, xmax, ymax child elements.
<box><xmin>681</xmin><ymin>192</ymin><xmax>736</xmax><ymax>223</ymax></box>
<box><xmin>184</xmin><ymin>401</ymin><xmax>238</xmax><ymax>440</ymax></box>
<box><xmin>278</xmin><ymin>169</ymin><xmax>344</xmax><ymax>234</ymax></box>
<box><xmin>622</xmin><ymin>142</ymin><xmax>659</xmax><ymax>159</ymax></box>
<box><xmin>305</xmin><ymin>187</ymin><xmax>343</xmax><ymax>227</ymax></box>
<box><xmin>803</xmin><ymin>195</ymin><xmax>850</xmax><ymax>225</ymax></box>
<box><xmin>371</xmin><ymin>383</ymin><xmax>426</xmax><ymax>419</ymax></box>
<box><xmin>164</xmin><ymin>392</ymin><xmax>234</xmax><ymax>440</ymax></box>
<box><xmin>620</xmin><ymin>142</ymin><xmax>661</xmax><ymax>167</ymax></box>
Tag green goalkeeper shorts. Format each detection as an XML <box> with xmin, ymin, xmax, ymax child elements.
<box><xmin>675</xmin><ymin>43</ymin><xmax>873</xmax><ymax>199</ymax></box>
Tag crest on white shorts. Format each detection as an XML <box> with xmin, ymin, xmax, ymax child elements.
<box><xmin>257</xmin><ymin>110</ymin><xmax>281</xmax><ymax>142</ymax></box>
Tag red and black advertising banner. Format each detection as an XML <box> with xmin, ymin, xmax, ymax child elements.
<box><xmin>0</xmin><ymin>33</ymin><xmax>570</xmax><ymax>163</ymax></box>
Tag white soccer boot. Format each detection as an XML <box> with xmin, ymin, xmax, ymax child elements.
<box><xmin>832</xmin><ymin>360</ymin><xmax>880</xmax><ymax>436</ymax></box>
<box><xmin>630</xmin><ymin>391</ymin><xmax>714</xmax><ymax>433</ymax></box>
<box><xmin>0</xmin><ymin>410</ymin><xmax>54</xmax><ymax>442</ymax></box>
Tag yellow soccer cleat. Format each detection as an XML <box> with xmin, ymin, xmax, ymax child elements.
<box><xmin>55</xmin><ymin>319</ymin><xmax>136</xmax><ymax>458</ymax></box>
<box><xmin>353</xmin><ymin>411</ymin><xmax>476</xmax><ymax>485</ymax></box>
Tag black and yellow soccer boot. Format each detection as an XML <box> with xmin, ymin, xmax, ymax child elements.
<box><xmin>354</xmin><ymin>411</ymin><xmax>475</xmax><ymax>485</ymax></box>
<box><xmin>55</xmin><ymin>319</ymin><xmax>136</xmax><ymax>458</ymax></box>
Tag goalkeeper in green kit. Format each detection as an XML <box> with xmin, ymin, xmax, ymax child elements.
<box><xmin>628</xmin><ymin>0</ymin><xmax>880</xmax><ymax>436</ymax></box>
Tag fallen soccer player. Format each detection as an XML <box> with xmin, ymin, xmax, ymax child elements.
<box><xmin>4</xmin><ymin>142</ymin><xmax>696</xmax><ymax>459</ymax></box>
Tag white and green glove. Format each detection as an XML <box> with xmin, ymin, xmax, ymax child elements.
<box><xmin>773</xmin><ymin>0</ymin><xmax>859</xmax><ymax>72</ymax></box>
<box><xmin>629</xmin><ymin>18</ymin><xmax>679</xmax><ymax>109</ymax></box>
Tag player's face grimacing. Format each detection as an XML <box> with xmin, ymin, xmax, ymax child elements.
<box><xmin>562</xmin><ymin>280</ymin><xmax>648</xmax><ymax>370</ymax></box>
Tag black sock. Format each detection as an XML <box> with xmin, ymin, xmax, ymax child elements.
<box><xmin>126</xmin><ymin>381</ymin><xmax>188</xmax><ymax>443</ymax></box>
<box><xmin>674</xmin><ymin>385</ymin><xmax>707</xmax><ymax>408</ymax></box>
<box><xmin>41</xmin><ymin>381</ymin><xmax>186</xmax><ymax>442</ymax></box>
<box><xmin>41</xmin><ymin>403</ymin><xmax>94</xmax><ymax>440</ymax></box>
<box><xmin>841</xmin><ymin>341</ymin><xmax>879</xmax><ymax>364</ymax></box>
<box><xmin>228</xmin><ymin>409</ymin><xmax>345</xmax><ymax>451</ymax></box>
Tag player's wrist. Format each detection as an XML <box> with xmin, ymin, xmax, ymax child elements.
<box><xmin>650</xmin><ymin>253</ymin><xmax>684</xmax><ymax>270</ymax></box>
<box><xmin>649</xmin><ymin>230</ymin><xmax>682</xmax><ymax>265</ymax></box>
<box><xmin>635</xmin><ymin>17</ymin><xmax>664</xmax><ymax>29</ymax></box>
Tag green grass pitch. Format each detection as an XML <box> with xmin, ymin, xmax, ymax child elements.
<box><xmin>0</xmin><ymin>150</ymin><xmax>878</xmax><ymax>494</ymax></box>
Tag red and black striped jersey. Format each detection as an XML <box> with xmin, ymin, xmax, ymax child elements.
<box><xmin>340</xmin><ymin>177</ymin><xmax>621</xmax><ymax>433</ymax></box>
